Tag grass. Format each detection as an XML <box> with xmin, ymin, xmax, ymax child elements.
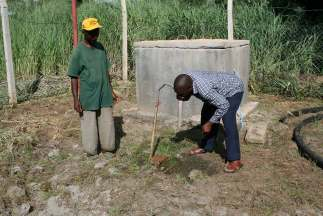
<box><xmin>120</xmin><ymin>126</ymin><xmax>194</xmax><ymax>174</ymax></box>
<box><xmin>1</xmin><ymin>93</ymin><xmax>323</xmax><ymax>214</ymax></box>
<box><xmin>0</xmin><ymin>0</ymin><xmax>322</xmax><ymax>99</ymax></box>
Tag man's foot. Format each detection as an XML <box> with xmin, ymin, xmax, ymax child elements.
<box><xmin>189</xmin><ymin>147</ymin><xmax>206</xmax><ymax>156</ymax></box>
<box><xmin>224</xmin><ymin>160</ymin><xmax>243</xmax><ymax>173</ymax></box>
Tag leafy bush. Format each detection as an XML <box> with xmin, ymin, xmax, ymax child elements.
<box><xmin>0</xmin><ymin>0</ymin><xmax>321</xmax><ymax>98</ymax></box>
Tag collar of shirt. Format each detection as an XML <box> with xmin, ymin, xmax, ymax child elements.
<box><xmin>185</xmin><ymin>72</ymin><xmax>198</xmax><ymax>94</ymax></box>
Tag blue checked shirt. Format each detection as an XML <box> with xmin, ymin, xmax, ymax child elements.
<box><xmin>185</xmin><ymin>71</ymin><xmax>244</xmax><ymax>123</ymax></box>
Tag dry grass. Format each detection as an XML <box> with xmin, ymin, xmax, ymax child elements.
<box><xmin>0</xmin><ymin>92</ymin><xmax>323</xmax><ymax>215</ymax></box>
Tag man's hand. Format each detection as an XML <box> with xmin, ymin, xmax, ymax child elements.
<box><xmin>70</xmin><ymin>78</ymin><xmax>82</xmax><ymax>113</ymax></box>
<box><xmin>74</xmin><ymin>99</ymin><xmax>82</xmax><ymax>113</ymax></box>
<box><xmin>202</xmin><ymin>121</ymin><xmax>213</xmax><ymax>135</ymax></box>
<box><xmin>112</xmin><ymin>91</ymin><xmax>122</xmax><ymax>104</ymax></box>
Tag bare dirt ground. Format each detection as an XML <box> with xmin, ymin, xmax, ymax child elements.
<box><xmin>0</xmin><ymin>90</ymin><xmax>323</xmax><ymax>216</ymax></box>
<box><xmin>302</xmin><ymin>116</ymin><xmax>323</xmax><ymax>156</ymax></box>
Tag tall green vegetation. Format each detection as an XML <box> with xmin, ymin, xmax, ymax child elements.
<box><xmin>0</xmin><ymin>0</ymin><xmax>72</xmax><ymax>79</ymax></box>
<box><xmin>0</xmin><ymin>0</ymin><xmax>321</xmax><ymax>98</ymax></box>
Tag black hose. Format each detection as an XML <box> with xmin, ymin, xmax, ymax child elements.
<box><xmin>279</xmin><ymin>106</ymin><xmax>323</xmax><ymax>123</ymax></box>
<box><xmin>293</xmin><ymin>114</ymin><xmax>323</xmax><ymax>169</ymax></box>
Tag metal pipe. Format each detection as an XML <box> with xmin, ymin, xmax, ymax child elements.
<box><xmin>72</xmin><ymin>0</ymin><xmax>78</xmax><ymax>48</ymax></box>
<box><xmin>149</xmin><ymin>83</ymin><xmax>173</xmax><ymax>159</ymax></box>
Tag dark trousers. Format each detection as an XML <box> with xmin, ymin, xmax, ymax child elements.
<box><xmin>199</xmin><ymin>92</ymin><xmax>243</xmax><ymax>161</ymax></box>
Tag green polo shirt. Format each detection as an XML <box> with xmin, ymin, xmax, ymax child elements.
<box><xmin>67</xmin><ymin>41</ymin><xmax>113</xmax><ymax>111</ymax></box>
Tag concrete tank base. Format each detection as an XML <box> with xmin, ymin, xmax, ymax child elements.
<box><xmin>134</xmin><ymin>39</ymin><xmax>250</xmax><ymax>119</ymax></box>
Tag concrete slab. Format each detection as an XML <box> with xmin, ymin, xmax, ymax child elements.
<box><xmin>135</xmin><ymin>39</ymin><xmax>250</xmax><ymax>119</ymax></box>
<box><xmin>245</xmin><ymin>121</ymin><xmax>269</xmax><ymax>144</ymax></box>
<box><xmin>134</xmin><ymin>39</ymin><xmax>250</xmax><ymax>49</ymax></box>
<box><xmin>239</xmin><ymin>101</ymin><xmax>259</xmax><ymax>117</ymax></box>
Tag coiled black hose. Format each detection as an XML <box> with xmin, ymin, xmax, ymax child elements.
<box><xmin>279</xmin><ymin>106</ymin><xmax>323</xmax><ymax>168</ymax></box>
<box><xmin>292</xmin><ymin>114</ymin><xmax>323</xmax><ymax>169</ymax></box>
<box><xmin>279</xmin><ymin>106</ymin><xmax>323</xmax><ymax>123</ymax></box>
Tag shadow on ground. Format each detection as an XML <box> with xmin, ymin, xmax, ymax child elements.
<box><xmin>151</xmin><ymin>125</ymin><xmax>229</xmax><ymax>177</ymax></box>
<box><xmin>114</xmin><ymin>116</ymin><xmax>127</xmax><ymax>152</ymax></box>
<box><xmin>172</xmin><ymin>125</ymin><xmax>227</xmax><ymax>160</ymax></box>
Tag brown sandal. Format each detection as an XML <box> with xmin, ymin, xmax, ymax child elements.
<box><xmin>224</xmin><ymin>160</ymin><xmax>243</xmax><ymax>173</ymax></box>
<box><xmin>189</xmin><ymin>148</ymin><xmax>206</xmax><ymax>156</ymax></box>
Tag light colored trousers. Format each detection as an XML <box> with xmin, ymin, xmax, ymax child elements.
<box><xmin>80</xmin><ymin>107</ymin><xmax>115</xmax><ymax>155</ymax></box>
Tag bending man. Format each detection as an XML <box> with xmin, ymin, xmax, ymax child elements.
<box><xmin>174</xmin><ymin>71</ymin><xmax>244</xmax><ymax>173</ymax></box>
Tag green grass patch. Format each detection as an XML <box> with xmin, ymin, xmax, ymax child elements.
<box><xmin>0</xmin><ymin>0</ymin><xmax>321</xmax><ymax>98</ymax></box>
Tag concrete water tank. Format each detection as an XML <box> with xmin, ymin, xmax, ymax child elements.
<box><xmin>134</xmin><ymin>39</ymin><xmax>250</xmax><ymax>119</ymax></box>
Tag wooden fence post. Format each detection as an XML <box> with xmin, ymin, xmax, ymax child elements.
<box><xmin>227</xmin><ymin>0</ymin><xmax>234</xmax><ymax>40</ymax></box>
<box><xmin>0</xmin><ymin>0</ymin><xmax>17</xmax><ymax>105</ymax></box>
<box><xmin>121</xmin><ymin>0</ymin><xmax>128</xmax><ymax>81</ymax></box>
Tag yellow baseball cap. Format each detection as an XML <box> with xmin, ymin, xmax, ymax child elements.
<box><xmin>82</xmin><ymin>18</ymin><xmax>102</xmax><ymax>31</ymax></box>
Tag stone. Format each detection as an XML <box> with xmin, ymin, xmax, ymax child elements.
<box><xmin>214</xmin><ymin>207</ymin><xmax>249</xmax><ymax>216</ymax></box>
<box><xmin>182</xmin><ymin>209</ymin><xmax>202</xmax><ymax>216</ymax></box>
<box><xmin>45</xmin><ymin>196</ymin><xmax>72</xmax><ymax>216</ymax></box>
<box><xmin>271</xmin><ymin>122</ymin><xmax>289</xmax><ymax>134</ymax></box>
<box><xmin>31</xmin><ymin>165</ymin><xmax>44</xmax><ymax>174</ymax></box>
<box><xmin>0</xmin><ymin>176</ymin><xmax>5</xmax><ymax>185</ymax></box>
<box><xmin>195</xmin><ymin>196</ymin><xmax>209</xmax><ymax>206</ymax></box>
<box><xmin>90</xmin><ymin>190</ymin><xmax>112</xmax><ymax>208</ymax></box>
<box><xmin>188</xmin><ymin>169</ymin><xmax>204</xmax><ymax>181</ymax></box>
<box><xmin>108</xmin><ymin>167</ymin><xmax>119</xmax><ymax>175</ymax></box>
<box><xmin>13</xmin><ymin>203</ymin><xmax>31</xmax><ymax>216</ymax></box>
<box><xmin>72</xmin><ymin>155</ymin><xmax>82</xmax><ymax>160</ymax></box>
<box><xmin>99</xmin><ymin>190</ymin><xmax>112</xmax><ymax>202</ymax></box>
<box><xmin>101</xmin><ymin>152</ymin><xmax>115</xmax><ymax>160</ymax></box>
<box><xmin>49</xmin><ymin>175</ymin><xmax>59</xmax><ymax>188</ymax></box>
<box><xmin>48</xmin><ymin>149</ymin><xmax>60</xmax><ymax>158</ymax></box>
<box><xmin>66</xmin><ymin>185</ymin><xmax>81</xmax><ymax>201</ymax></box>
<box><xmin>11</xmin><ymin>166</ymin><xmax>22</xmax><ymax>175</ymax></box>
<box><xmin>176</xmin><ymin>153</ymin><xmax>183</xmax><ymax>159</ymax></box>
<box><xmin>239</xmin><ymin>101</ymin><xmax>259</xmax><ymax>117</ymax></box>
<box><xmin>150</xmin><ymin>155</ymin><xmax>168</xmax><ymax>167</ymax></box>
<box><xmin>28</xmin><ymin>182</ymin><xmax>41</xmax><ymax>191</ymax></box>
<box><xmin>0</xmin><ymin>198</ymin><xmax>6</xmax><ymax>212</ymax></box>
<box><xmin>6</xmin><ymin>186</ymin><xmax>26</xmax><ymax>201</ymax></box>
<box><xmin>273</xmin><ymin>211</ymin><xmax>290</xmax><ymax>216</ymax></box>
<box><xmin>94</xmin><ymin>160</ymin><xmax>108</xmax><ymax>169</ymax></box>
<box><xmin>95</xmin><ymin>177</ymin><xmax>103</xmax><ymax>187</ymax></box>
<box><xmin>295</xmin><ymin>208</ymin><xmax>321</xmax><ymax>216</ymax></box>
<box><xmin>245</xmin><ymin>121</ymin><xmax>269</xmax><ymax>144</ymax></box>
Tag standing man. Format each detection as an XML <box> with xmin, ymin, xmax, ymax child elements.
<box><xmin>67</xmin><ymin>17</ymin><xmax>120</xmax><ymax>156</ymax></box>
<box><xmin>173</xmin><ymin>71</ymin><xmax>244</xmax><ymax>173</ymax></box>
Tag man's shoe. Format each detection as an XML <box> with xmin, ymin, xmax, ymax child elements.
<box><xmin>224</xmin><ymin>160</ymin><xmax>243</xmax><ymax>173</ymax></box>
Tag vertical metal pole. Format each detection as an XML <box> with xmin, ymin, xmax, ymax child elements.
<box><xmin>71</xmin><ymin>0</ymin><xmax>80</xmax><ymax>94</ymax></box>
<box><xmin>227</xmin><ymin>0</ymin><xmax>233</xmax><ymax>40</ymax></box>
<box><xmin>150</xmin><ymin>101</ymin><xmax>159</xmax><ymax>159</ymax></box>
<box><xmin>120</xmin><ymin>0</ymin><xmax>128</xmax><ymax>81</ymax></box>
<box><xmin>72</xmin><ymin>0</ymin><xmax>78</xmax><ymax>47</ymax></box>
<box><xmin>0</xmin><ymin>0</ymin><xmax>17</xmax><ymax>105</ymax></box>
<box><xmin>178</xmin><ymin>101</ymin><xmax>183</xmax><ymax>128</ymax></box>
